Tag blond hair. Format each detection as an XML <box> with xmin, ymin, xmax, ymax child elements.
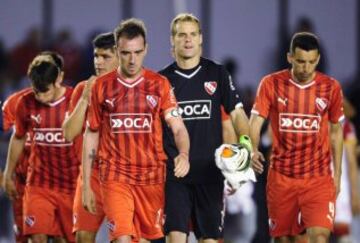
<box><xmin>171</xmin><ymin>13</ymin><xmax>201</xmax><ymax>36</ymax></box>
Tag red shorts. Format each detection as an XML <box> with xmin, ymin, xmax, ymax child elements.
<box><xmin>73</xmin><ymin>169</ymin><xmax>104</xmax><ymax>233</ymax></box>
<box><xmin>267</xmin><ymin>169</ymin><xmax>336</xmax><ymax>237</ymax></box>
<box><xmin>23</xmin><ymin>186</ymin><xmax>75</xmax><ymax>242</ymax></box>
<box><xmin>101</xmin><ymin>181</ymin><xmax>164</xmax><ymax>241</ymax></box>
<box><xmin>13</xmin><ymin>178</ymin><xmax>26</xmax><ymax>242</ymax></box>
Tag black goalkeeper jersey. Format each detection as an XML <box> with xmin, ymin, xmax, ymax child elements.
<box><xmin>159</xmin><ymin>57</ymin><xmax>243</xmax><ymax>184</ymax></box>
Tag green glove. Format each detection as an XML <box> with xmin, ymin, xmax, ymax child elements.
<box><xmin>239</xmin><ymin>135</ymin><xmax>253</xmax><ymax>152</ymax></box>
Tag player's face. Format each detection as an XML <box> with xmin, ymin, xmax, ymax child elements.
<box><xmin>171</xmin><ymin>21</ymin><xmax>202</xmax><ymax>60</ymax></box>
<box><xmin>288</xmin><ymin>47</ymin><xmax>320</xmax><ymax>83</ymax></box>
<box><xmin>33</xmin><ymin>84</ymin><xmax>58</xmax><ymax>104</ymax></box>
<box><xmin>94</xmin><ymin>48</ymin><xmax>118</xmax><ymax>76</ymax></box>
<box><xmin>116</xmin><ymin>35</ymin><xmax>147</xmax><ymax>79</ymax></box>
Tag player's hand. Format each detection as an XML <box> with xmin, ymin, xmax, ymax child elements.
<box><xmin>2</xmin><ymin>175</ymin><xmax>18</xmax><ymax>200</ymax></box>
<box><xmin>174</xmin><ymin>153</ymin><xmax>190</xmax><ymax>178</ymax></box>
<box><xmin>82</xmin><ymin>185</ymin><xmax>96</xmax><ymax>214</ymax></box>
<box><xmin>81</xmin><ymin>75</ymin><xmax>96</xmax><ymax>100</ymax></box>
<box><xmin>251</xmin><ymin>151</ymin><xmax>265</xmax><ymax>174</ymax></box>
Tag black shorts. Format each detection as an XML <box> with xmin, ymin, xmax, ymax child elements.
<box><xmin>164</xmin><ymin>179</ymin><xmax>225</xmax><ymax>239</ymax></box>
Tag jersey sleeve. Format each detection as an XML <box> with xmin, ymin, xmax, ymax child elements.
<box><xmin>69</xmin><ymin>81</ymin><xmax>85</xmax><ymax>113</ymax></box>
<box><xmin>2</xmin><ymin>97</ymin><xmax>16</xmax><ymax>131</ymax></box>
<box><xmin>86</xmin><ymin>80</ymin><xmax>102</xmax><ymax>131</ymax></box>
<box><xmin>328</xmin><ymin>80</ymin><xmax>344</xmax><ymax>123</ymax></box>
<box><xmin>14</xmin><ymin>96</ymin><xmax>29</xmax><ymax>138</ymax></box>
<box><xmin>160</xmin><ymin>78</ymin><xmax>177</xmax><ymax>115</ymax></box>
<box><xmin>251</xmin><ymin>76</ymin><xmax>273</xmax><ymax>118</ymax></box>
<box><xmin>219</xmin><ymin>66</ymin><xmax>243</xmax><ymax>114</ymax></box>
<box><xmin>221</xmin><ymin>105</ymin><xmax>230</xmax><ymax>121</ymax></box>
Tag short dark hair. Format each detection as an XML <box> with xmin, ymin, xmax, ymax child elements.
<box><xmin>114</xmin><ymin>18</ymin><xmax>147</xmax><ymax>45</ymax></box>
<box><xmin>40</xmin><ymin>51</ymin><xmax>64</xmax><ymax>71</ymax></box>
<box><xmin>28</xmin><ymin>61</ymin><xmax>59</xmax><ymax>92</ymax></box>
<box><xmin>290</xmin><ymin>32</ymin><xmax>320</xmax><ymax>54</ymax></box>
<box><xmin>92</xmin><ymin>32</ymin><xmax>115</xmax><ymax>50</ymax></box>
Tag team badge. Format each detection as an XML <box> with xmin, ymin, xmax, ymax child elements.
<box><xmin>146</xmin><ymin>95</ymin><xmax>158</xmax><ymax>109</ymax></box>
<box><xmin>268</xmin><ymin>218</ymin><xmax>276</xmax><ymax>231</ymax></box>
<box><xmin>204</xmin><ymin>81</ymin><xmax>217</xmax><ymax>95</ymax></box>
<box><xmin>315</xmin><ymin>97</ymin><xmax>328</xmax><ymax>113</ymax></box>
<box><xmin>106</xmin><ymin>220</ymin><xmax>116</xmax><ymax>232</ymax></box>
<box><xmin>25</xmin><ymin>216</ymin><xmax>35</xmax><ymax>227</ymax></box>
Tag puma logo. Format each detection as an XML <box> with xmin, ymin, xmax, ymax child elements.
<box><xmin>31</xmin><ymin>114</ymin><xmax>42</xmax><ymax>124</ymax></box>
<box><xmin>105</xmin><ymin>99</ymin><xmax>115</xmax><ymax>108</ymax></box>
<box><xmin>277</xmin><ymin>97</ymin><xmax>287</xmax><ymax>106</ymax></box>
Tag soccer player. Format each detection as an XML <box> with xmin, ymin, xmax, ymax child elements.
<box><xmin>333</xmin><ymin>99</ymin><xmax>360</xmax><ymax>242</ymax></box>
<box><xmin>250</xmin><ymin>32</ymin><xmax>344</xmax><ymax>243</ymax></box>
<box><xmin>2</xmin><ymin>51</ymin><xmax>64</xmax><ymax>243</ymax></box>
<box><xmin>2</xmin><ymin>59</ymin><xmax>80</xmax><ymax>243</ymax></box>
<box><xmin>159</xmin><ymin>13</ymin><xmax>249</xmax><ymax>243</ymax></box>
<box><xmin>62</xmin><ymin>32</ymin><xmax>118</xmax><ymax>243</ymax></box>
<box><xmin>82</xmin><ymin>18</ymin><xmax>190</xmax><ymax>243</ymax></box>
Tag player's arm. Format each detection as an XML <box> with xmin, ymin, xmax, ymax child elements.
<box><xmin>220</xmin><ymin>106</ymin><xmax>237</xmax><ymax>144</ymax></box>
<box><xmin>82</xmin><ymin>127</ymin><xmax>99</xmax><ymax>214</ymax></box>
<box><xmin>222</xmin><ymin>119</ymin><xmax>238</xmax><ymax>144</ymax></box>
<box><xmin>62</xmin><ymin>77</ymin><xmax>95</xmax><ymax>141</ymax></box>
<box><xmin>344</xmin><ymin>133</ymin><xmax>360</xmax><ymax>214</ymax></box>
<box><xmin>330</xmin><ymin>122</ymin><xmax>343</xmax><ymax>197</ymax></box>
<box><xmin>230</xmin><ymin>106</ymin><xmax>250</xmax><ymax>137</ymax></box>
<box><xmin>164</xmin><ymin>108</ymin><xmax>190</xmax><ymax>178</ymax></box>
<box><xmin>2</xmin><ymin>133</ymin><xmax>26</xmax><ymax>200</ymax></box>
<box><xmin>249</xmin><ymin>114</ymin><xmax>266</xmax><ymax>174</ymax></box>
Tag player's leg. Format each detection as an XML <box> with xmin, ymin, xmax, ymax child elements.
<box><xmin>306</xmin><ymin>227</ymin><xmax>330</xmax><ymax>243</ymax></box>
<box><xmin>299</xmin><ymin>175</ymin><xmax>336</xmax><ymax>243</ymax></box>
<box><xmin>13</xmin><ymin>178</ymin><xmax>27</xmax><ymax>243</ymax></box>
<box><xmin>133</xmin><ymin>183</ymin><xmax>165</xmax><ymax>241</ymax></box>
<box><xmin>57</xmin><ymin>190</ymin><xmax>78</xmax><ymax>243</ymax></box>
<box><xmin>73</xmin><ymin>171</ymin><xmax>105</xmax><ymax>242</ymax></box>
<box><xmin>23</xmin><ymin>186</ymin><xmax>61</xmax><ymax>243</ymax></box>
<box><xmin>267</xmin><ymin>169</ymin><xmax>302</xmax><ymax>241</ymax></box>
<box><xmin>164</xmin><ymin>180</ymin><xmax>192</xmax><ymax>243</ymax></box>
<box><xmin>102</xmin><ymin>181</ymin><xmax>137</xmax><ymax>242</ymax></box>
<box><xmin>192</xmin><ymin>182</ymin><xmax>224</xmax><ymax>243</ymax></box>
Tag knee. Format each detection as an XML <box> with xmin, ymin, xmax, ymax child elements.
<box><xmin>76</xmin><ymin>231</ymin><xmax>97</xmax><ymax>243</ymax></box>
<box><xmin>307</xmin><ymin>228</ymin><xmax>330</xmax><ymax>243</ymax></box>
<box><xmin>31</xmin><ymin>234</ymin><xmax>47</xmax><ymax>243</ymax></box>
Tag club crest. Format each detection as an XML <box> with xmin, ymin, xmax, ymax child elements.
<box><xmin>204</xmin><ymin>81</ymin><xmax>217</xmax><ymax>95</ymax></box>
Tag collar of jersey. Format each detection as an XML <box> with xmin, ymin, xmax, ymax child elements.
<box><xmin>174</xmin><ymin>65</ymin><xmax>202</xmax><ymax>79</ymax></box>
<box><xmin>116</xmin><ymin>69</ymin><xmax>145</xmax><ymax>88</ymax></box>
<box><xmin>288</xmin><ymin>71</ymin><xmax>317</xmax><ymax>89</ymax></box>
<box><xmin>47</xmin><ymin>96</ymin><xmax>66</xmax><ymax>107</ymax></box>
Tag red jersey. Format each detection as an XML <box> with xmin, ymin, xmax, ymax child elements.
<box><xmin>252</xmin><ymin>70</ymin><xmax>344</xmax><ymax>178</ymax></box>
<box><xmin>2</xmin><ymin>88</ymin><xmax>32</xmax><ymax>183</ymax></box>
<box><xmin>15</xmin><ymin>86</ymin><xmax>80</xmax><ymax>193</ymax></box>
<box><xmin>87</xmin><ymin>69</ymin><xmax>177</xmax><ymax>185</ymax></box>
<box><xmin>68</xmin><ymin>81</ymin><xmax>87</xmax><ymax>164</ymax></box>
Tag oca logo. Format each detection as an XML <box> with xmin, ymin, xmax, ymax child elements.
<box><xmin>110</xmin><ymin>113</ymin><xmax>152</xmax><ymax>133</ymax></box>
<box><xmin>33</xmin><ymin>128</ymin><xmax>72</xmax><ymax>147</ymax></box>
<box><xmin>178</xmin><ymin>100</ymin><xmax>211</xmax><ymax>120</ymax></box>
<box><xmin>279</xmin><ymin>113</ymin><xmax>321</xmax><ymax>133</ymax></box>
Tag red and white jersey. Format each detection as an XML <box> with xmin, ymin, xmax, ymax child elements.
<box><xmin>87</xmin><ymin>68</ymin><xmax>177</xmax><ymax>185</ymax></box>
<box><xmin>2</xmin><ymin>88</ymin><xmax>32</xmax><ymax>182</ymax></box>
<box><xmin>68</xmin><ymin>80</ymin><xmax>87</xmax><ymax>164</ymax></box>
<box><xmin>15</xmin><ymin>86</ymin><xmax>80</xmax><ymax>193</ymax></box>
<box><xmin>252</xmin><ymin>69</ymin><xmax>344</xmax><ymax>178</ymax></box>
<box><xmin>335</xmin><ymin>119</ymin><xmax>357</xmax><ymax>224</ymax></box>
